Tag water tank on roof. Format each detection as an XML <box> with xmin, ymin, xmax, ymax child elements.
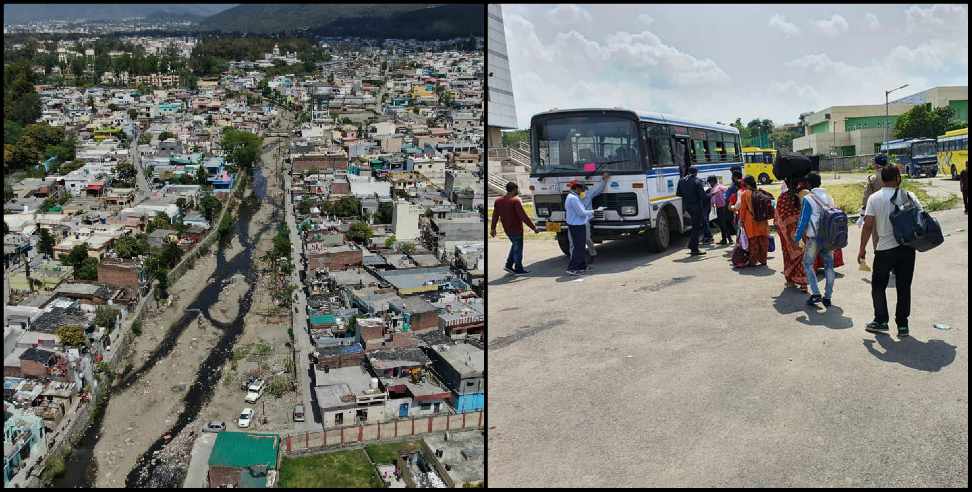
<box><xmin>370</xmin><ymin>378</ymin><xmax>379</xmax><ymax>389</ymax></box>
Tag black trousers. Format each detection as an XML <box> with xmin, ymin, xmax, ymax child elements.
<box><xmin>871</xmin><ymin>245</ymin><xmax>916</xmax><ymax>326</ymax></box>
<box><xmin>567</xmin><ymin>224</ymin><xmax>588</xmax><ymax>271</ymax></box>
<box><xmin>687</xmin><ymin>207</ymin><xmax>704</xmax><ymax>252</ymax></box>
<box><xmin>715</xmin><ymin>206</ymin><xmax>734</xmax><ymax>241</ymax></box>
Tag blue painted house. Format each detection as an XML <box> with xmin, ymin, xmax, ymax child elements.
<box><xmin>3</xmin><ymin>405</ymin><xmax>48</xmax><ymax>486</ymax></box>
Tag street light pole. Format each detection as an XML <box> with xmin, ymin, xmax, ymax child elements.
<box><xmin>884</xmin><ymin>83</ymin><xmax>909</xmax><ymax>147</ymax></box>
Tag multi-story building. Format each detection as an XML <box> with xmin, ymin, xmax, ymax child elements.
<box><xmin>792</xmin><ymin>85</ymin><xmax>968</xmax><ymax>156</ymax></box>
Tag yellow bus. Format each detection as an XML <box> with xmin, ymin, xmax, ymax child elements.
<box><xmin>937</xmin><ymin>127</ymin><xmax>968</xmax><ymax>180</ymax></box>
<box><xmin>741</xmin><ymin>146</ymin><xmax>777</xmax><ymax>184</ymax></box>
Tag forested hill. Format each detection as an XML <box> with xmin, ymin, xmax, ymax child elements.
<box><xmin>198</xmin><ymin>4</ymin><xmax>484</xmax><ymax>39</ymax></box>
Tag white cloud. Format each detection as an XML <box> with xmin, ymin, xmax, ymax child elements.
<box><xmin>504</xmin><ymin>5</ymin><xmax>968</xmax><ymax>128</ymax></box>
<box><xmin>813</xmin><ymin>14</ymin><xmax>849</xmax><ymax>37</ymax></box>
<box><xmin>864</xmin><ymin>13</ymin><xmax>880</xmax><ymax>31</ymax></box>
<box><xmin>637</xmin><ymin>14</ymin><xmax>654</xmax><ymax>27</ymax></box>
<box><xmin>548</xmin><ymin>4</ymin><xmax>592</xmax><ymax>26</ymax></box>
<box><xmin>768</xmin><ymin>14</ymin><xmax>800</xmax><ymax>37</ymax></box>
<box><xmin>905</xmin><ymin>4</ymin><xmax>968</xmax><ymax>36</ymax></box>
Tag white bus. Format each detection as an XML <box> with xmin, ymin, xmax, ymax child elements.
<box><xmin>528</xmin><ymin>108</ymin><xmax>741</xmax><ymax>254</ymax></box>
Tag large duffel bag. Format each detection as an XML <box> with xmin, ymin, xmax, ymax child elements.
<box><xmin>889</xmin><ymin>188</ymin><xmax>944</xmax><ymax>252</ymax></box>
<box><xmin>773</xmin><ymin>152</ymin><xmax>812</xmax><ymax>181</ymax></box>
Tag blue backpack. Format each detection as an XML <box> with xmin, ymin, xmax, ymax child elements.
<box><xmin>808</xmin><ymin>193</ymin><xmax>849</xmax><ymax>250</ymax></box>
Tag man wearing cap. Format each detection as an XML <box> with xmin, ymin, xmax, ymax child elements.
<box><xmin>564</xmin><ymin>179</ymin><xmax>596</xmax><ymax>275</ymax></box>
<box><xmin>580</xmin><ymin>172</ymin><xmax>611</xmax><ymax>263</ymax></box>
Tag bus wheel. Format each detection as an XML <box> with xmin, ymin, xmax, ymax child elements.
<box><xmin>646</xmin><ymin>210</ymin><xmax>671</xmax><ymax>253</ymax></box>
<box><xmin>557</xmin><ymin>231</ymin><xmax>571</xmax><ymax>256</ymax></box>
<box><xmin>952</xmin><ymin>165</ymin><xmax>958</xmax><ymax>181</ymax></box>
<box><xmin>758</xmin><ymin>173</ymin><xmax>771</xmax><ymax>185</ymax></box>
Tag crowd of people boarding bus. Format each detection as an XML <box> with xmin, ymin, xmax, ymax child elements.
<box><xmin>683</xmin><ymin>152</ymin><xmax>942</xmax><ymax>338</ymax></box>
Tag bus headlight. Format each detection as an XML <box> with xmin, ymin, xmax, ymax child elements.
<box><xmin>620</xmin><ymin>206</ymin><xmax>637</xmax><ymax>216</ymax></box>
<box><xmin>536</xmin><ymin>207</ymin><xmax>550</xmax><ymax>217</ymax></box>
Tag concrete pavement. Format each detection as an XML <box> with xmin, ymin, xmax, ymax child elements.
<box><xmin>486</xmin><ymin>207</ymin><xmax>968</xmax><ymax>487</ymax></box>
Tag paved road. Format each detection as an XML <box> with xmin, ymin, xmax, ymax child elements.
<box><xmin>131</xmin><ymin>127</ymin><xmax>150</xmax><ymax>204</ymax></box>
<box><xmin>273</xmin><ymin>110</ymin><xmax>321</xmax><ymax>434</ymax></box>
<box><xmin>487</xmin><ymin>207</ymin><xmax>968</xmax><ymax>487</ymax></box>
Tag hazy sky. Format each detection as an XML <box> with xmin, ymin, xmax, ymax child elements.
<box><xmin>501</xmin><ymin>4</ymin><xmax>968</xmax><ymax>129</ymax></box>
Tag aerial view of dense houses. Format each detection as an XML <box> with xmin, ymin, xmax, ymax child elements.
<box><xmin>4</xmin><ymin>20</ymin><xmax>484</xmax><ymax>488</ymax></box>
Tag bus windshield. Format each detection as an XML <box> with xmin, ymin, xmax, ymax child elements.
<box><xmin>912</xmin><ymin>141</ymin><xmax>936</xmax><ymax>158</ymax></box>
<box><xmin>533</xmin><ymin>115</ymin><xmax>643</xmax><ymax>175</ymax></box>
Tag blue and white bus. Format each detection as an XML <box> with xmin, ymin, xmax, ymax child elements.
<box><xmin>880</xmin><ymin>138</ymin><xmax>938</xmax><ymax>178</ymax></box>
<box><xmin>528</xmin><ymin>108</ymin><xmax>742</xmax><ymax>254</ymax></box>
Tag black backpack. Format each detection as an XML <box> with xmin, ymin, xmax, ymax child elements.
<box><xmin>751</xmin><ymin>189</ymin><xmax>775</xmax><ymax>222</ymax></box>
<box><xmin>889</xmin><ymin>188</ymin><xmax>944</xmax><ymax>252</ymax></box>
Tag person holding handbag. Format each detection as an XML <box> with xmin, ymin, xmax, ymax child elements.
<box><xmin>859</xmin><ymin>165</ymin><xmax>921</xmax><ymax>338</ymax></box>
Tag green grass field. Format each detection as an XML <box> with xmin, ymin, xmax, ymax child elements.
<box><xmin>278</xmin><ymin>449</ymin><xmax>382</xmax><ymax>488</ymax></box>
<box><xmin>365</xmin><ymin>441</ymin><xmax>418</xmax><ymax>465</ymax></box>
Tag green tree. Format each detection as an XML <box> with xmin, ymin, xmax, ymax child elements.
<box><xmin>56</xmin><ymin>325</ymin><xmax>87</xmax><ymax>347</ymax></box>
<box><xmin>160</xmin><ymin>240</ymin><xmax>183</xmax><ymax>268</ymax></box>
<box><xmin>37</xmin><ymin>228</ymin><xmax>56</xmax><ymax>257</ymax></box>
<box><xmin>894</xmin><ymin>104</ymin><xmax>961</xmax><ymax>140</ymax></box>
<box><xmin>158</xmin><ymin>131</ymin><xmax>175</xmax><ymax>141</ymax></box>
<box><xmin>58</xmin><ymin>160</ymin><xmax>85</xmax><ymax>175</ymax></box>
<box><xmin>374</xmin><ymin>201</ymin><xmax>393</xmax><ymax>224</ymax></box>
<box><xmin>347</xmin><ymin>221</ymin><xmax>373</xmax><ymax>244</ymax></box>
<box><xmin>199</xmin><ymin>193</ymin><xmax>222</xmax><ymax>222</ymax></box>
<box><xmin>196</xmin><ymin>162</ymin><xmax>210</xmax><ymax>186</ymax></box>
<box><xmin>76</xmin><ymin>257</ymin><xmax>99</xmax><ymax>281</ymax></box>
<box><xmin>113</xmin><ymin>233</ymin><xmax>149</xmax><ymax>259</ymax></box>
<box><xmin>400</xmin><ymin>241</ymin><xmax>416</xmax><ymax>255</ymax></box>
<box><xmin>63</xmin><ymin>243</ymin><xmax>90</xmax><ymax>269</ymax></box>
<box><xmin>95</xmin><ymin>305</ymin><xmax>120</xmax><ymax>331</ymax></box>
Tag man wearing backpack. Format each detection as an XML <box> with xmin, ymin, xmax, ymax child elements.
<box><xmin>858</xmin><ymin>165</ymin><xmax>921</xmax><ymax>338</ymax></box>
<box><xmin>794</xmin><ymin>173</ymin><xmax>844</xmax><ymax>307</ymax></box>
<box><xmin>676</xmin><ymin>166</ymin><xmax>707</xmax><ymax>256</ymax></box>
<box><xmin>861</xmin><ymin>154</ymin><xmax>887</xmax><ymax>248</ymax></box>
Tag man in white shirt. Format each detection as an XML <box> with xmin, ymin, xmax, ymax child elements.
<box><xmin>858</xmin><ymin>165</ymin><xmax>920</xmax><ymax>338</ymax></box>
<box><xmin>564</xmin><ymin>179</ymin><xmax>595</xmax><ymax>275</ymax></box>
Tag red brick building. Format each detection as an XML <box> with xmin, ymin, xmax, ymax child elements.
<box><xmin>97</xmin><ymin>258</ymin><xmax>145</xmax><ymax>292</ymax></box>
<box><xmin>306</xmin><ymin>245</ymin><xmax>362</xmax><ymax>271</ymax></box>
<box><xmin>292</xmin><ymin>152</ymin><xmax>348</xmax><ymax>173</ymax></box>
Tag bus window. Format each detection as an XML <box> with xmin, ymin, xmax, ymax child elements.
<box><xmin>726</xmin><ymin>140</ymin><xmax>738</xmax><ymax>161</ymax></box>
<box><xmin>763</xmin><ymin>152</ymin><xmax>774</xmax><ymax>164</ymax></box>
<box><xmin>714</xmin><ymin>141</ymin><xmax>727</xmax><ymax>161</ymax></box>
<box><xmin>692</xmin><ymin>139</ymin><xmax>706</xmax><ymax>164</ymax></box>
<box><xmin>645</xmin><ymin>124</ymin><xmax>673</xmax><ymax>168</ymax></box>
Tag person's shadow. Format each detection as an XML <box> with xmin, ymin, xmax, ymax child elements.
<box><xmin>862</xmin><ymin>336</ymin><xmax>957</xmax><ymax>372</ymax></box>
<box><xmin>795</xmin><ymin>304</ymin><xmax>854</xmax><ymax>329</ymax></box>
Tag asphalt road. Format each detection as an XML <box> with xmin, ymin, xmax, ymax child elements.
<box><xmin>486</xmin><ymin>206</ymin><xmax>968</xmax><ymax>487</ymax></box>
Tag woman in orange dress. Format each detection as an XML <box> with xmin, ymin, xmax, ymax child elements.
<box><xmin>774</xmin><ymin>178</ymin><xmax>808</xmax><ymax>290</ymax></box>
<box><xmin>732</xmin><ymin>176</ymin><xmax>769</xmax><ymax>266</ymax></box>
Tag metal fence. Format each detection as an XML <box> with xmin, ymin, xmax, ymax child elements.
<box><xmin>817</xmin><ymin>153</ymin><xmax>878</xmax><ymax>173</ymax></box>
<box><xmin>280</xmin><ymin>411</ymin><xmax>484</xmax><ymax>455</ymax></box>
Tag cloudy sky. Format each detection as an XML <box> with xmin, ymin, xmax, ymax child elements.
<box><xmin>500</xmin><ymin>4</ymin><xmax>968</xmax><ymax>129</ymax></box>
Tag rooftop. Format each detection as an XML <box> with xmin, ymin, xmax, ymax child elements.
<box><xmin>208</xmin><ymin>432</ymin><xmax>279</xmax><ymax>469</ymax></box>
<box><xmin>431</xmin><ymin>343</ymin><xmax>483</xmax><ymax>378</ymax></box>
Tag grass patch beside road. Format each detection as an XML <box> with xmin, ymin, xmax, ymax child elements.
<box><xmin>279</xmin><ymin>449</ymin><xmax>382</xmax><ymax>488</ymax></box>
<box><xmin>365</xmin><ymin>441</ymin><xmax>418</xmax><ymax>465</ymax></box>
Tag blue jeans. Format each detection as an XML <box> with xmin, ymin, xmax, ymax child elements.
<box><xmin>506</xmin><ymin>235</ymin><xmax>524</xmax><ymax>271</ymax></box>
<box><xmin>803</xmin><ymin>238</ymin><xmax>835</xmax><ymax>299</ymax></box>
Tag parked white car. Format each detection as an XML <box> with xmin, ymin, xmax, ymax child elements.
<box><xmin>245</xmin><ymin>387</ymin><xmax>263</xmax><ymax>403</ymax></box>
<box><xmin>238</xmin><ymin>407</ymin><xmax>254</xmax><ymax>428</ymax></box>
